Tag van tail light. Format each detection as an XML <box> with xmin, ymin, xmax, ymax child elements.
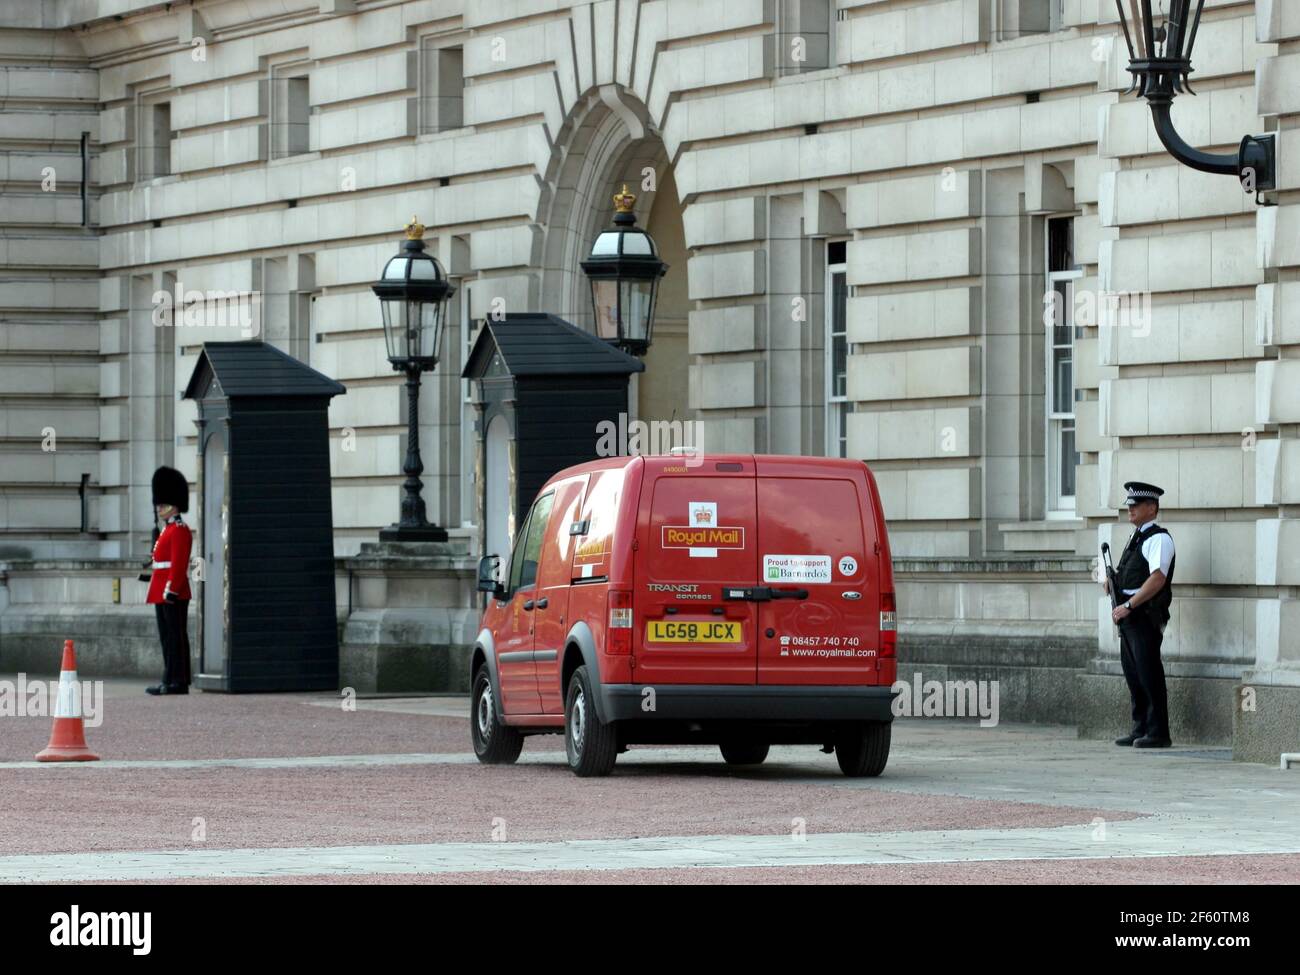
<box><xmin>879</xmin><ymin>591</ymin><xmax>897</xmax><ymax>658</ymax></box>
<box><xmin>607</xmin><ymin>589</ymin><xmax>633</xmax><ymax>655</ymax></box>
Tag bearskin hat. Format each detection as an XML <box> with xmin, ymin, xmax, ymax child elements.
<box><xmin>151</xmin><ymin>466</ymin><xmax>190</xmax><ymax>513</ymax></box>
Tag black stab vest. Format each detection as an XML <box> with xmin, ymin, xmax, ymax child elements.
<box><xmin>1116</xmin><ymin>523</ymin><xmax>1175</xmax><ymax>625</ymax></box>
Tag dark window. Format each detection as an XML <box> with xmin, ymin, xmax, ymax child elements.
<box><xmin>507</xmin><ymin>492</ymin><xmax>554</xmax><ymax>593</ymax></box>
<box><xmin>421</xmin><ymin>42</ymin><xmax>464</xmax><ymax>134</ymax></box>
<box><xmin>138</xmin><ymin>101</ymin><xmax>171</xmax><ymax>180</ymax></box>
<box><xmin>1045</xmin><ymin>216</ymin><xmax>1079</xmax><ymax>511</ymax></box>
<box><xmin>776</xmin><ymin>0</ymin><xmax>834</xmax><ymax>75</ymax></box>
<box><xmin>826</xmin><ymin>241</ymin><xmax>851</xmax><ymax>458</ymax></box>
<box><xmin>517</xmin><ymin>492</ymin><xmax>554</xmax><ymax>590</ymax></box>
<box><xmin>1001</xmin><ymin>0</ymin><xmax>1064</xmax><ymax>38</ymax></box>
<box><xmin>506</xmin><ymin>510</ymin><xmax>531</xmax><ymax>593</ymax></box>
<box><xmin>1048</xmin><ymin>214</ymin><xmax>1075</xmax><ymax>272</ymax></box>
<box><xmin>271</xmin><ymin>74</ymin><xmax>310</xmax><ymax>159</ymax></box>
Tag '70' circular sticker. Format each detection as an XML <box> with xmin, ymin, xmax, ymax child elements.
<box><xmin>838</xmin><ymin>555</ymin><xmax>858</xmax><ymax>577</ymax></box>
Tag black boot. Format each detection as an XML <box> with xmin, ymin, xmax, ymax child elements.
<box><xmin>1133</xmin><ymin>734</ymin><xmax>1172</xmax><ymax>748</ymax></box>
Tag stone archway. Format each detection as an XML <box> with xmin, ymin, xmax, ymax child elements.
<box><xmin>537</xmin><ymin>86</ymin><xmax>689</xmax><ymax>426</ymax></box>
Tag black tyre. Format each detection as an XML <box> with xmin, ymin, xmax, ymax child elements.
<box><xmin>471</xmin><ymin>667</ymin><xmax>524</xmax><ymax>765</ymax></box>
<box><xmin>835</xmin><ymin>721</ymin><xmax>891</xmax><ymax>777</ymax></box>
<box><xmin>565</xmin><ymin>665</ymin><xmax>618</xmax><ymax>777</ymax></box>
<box><xmin>719</xmin><ymin>742</ymin><xmax>770</xmax><ymax>766</ymax></box>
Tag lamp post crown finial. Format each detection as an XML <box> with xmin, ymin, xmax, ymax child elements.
<box><xmin>405</xmin><ymin>216</ymin><xmax>425</xmax><ymax>240</ymax></box>
<box><xmin>613</xmin><ymin>184</ymin><xmax>636</xmax><ymax>214</ymax></box>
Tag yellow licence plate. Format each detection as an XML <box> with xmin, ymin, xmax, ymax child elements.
<box><xmin>646</xmin><ymin>620</ymin><xmax>741</xmax><ymax>643</ymax></box>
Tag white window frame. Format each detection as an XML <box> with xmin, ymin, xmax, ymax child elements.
<box><xmin>1045</xmin><ymin>217</ymin><xmax>1081</xmax><ymax>517</ymax></box>
<box><xmin>825</xmin><ymin>250</ymin><xmax>850</xmax><ymax>458</ymax></box>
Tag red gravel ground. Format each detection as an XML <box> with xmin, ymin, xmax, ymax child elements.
<box><xmin>0</xmin><ymin>691</ymin><xmax>556</xmax><ymax>762</ymax></box>
<box><xmin>1</xmin><ymin>683</ymin><xmax>1145</xmax><ymax>865</ymax></box>
<box><xmin>106</xmin><ymin>853</ymin><xmax>1300</xmax><ymax>884</ymax></box>
<box><xmin>0</xmin><ymin>760</ymin><xmax>1137</xmax><ymax>854</ymax></box>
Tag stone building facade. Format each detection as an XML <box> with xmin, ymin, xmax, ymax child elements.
<box><xmin>1</xmin><ymin>0</ymin><xmax>1297</xmax><ymax>758</ymax></box>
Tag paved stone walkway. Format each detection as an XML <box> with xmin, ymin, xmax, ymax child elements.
<box><xmin>4</xmin><ymin>676</ymin><xmax>1298</xmax><ymax>882</ymax></box>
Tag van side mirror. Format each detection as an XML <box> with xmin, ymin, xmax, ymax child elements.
<box><xmin>477</xmin><ymin>555</ymin><xmax>505</xmax><ymax>598</ymax></box>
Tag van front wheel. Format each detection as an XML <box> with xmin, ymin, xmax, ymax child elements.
<box><xmin>565</xmin><ymin>666</ymin><xmax>618</xmax><ymax>777</ymax></box>
<box><xmin>836</xmin><ymin>721</ymin><xmax>891</xmax><ymax>777</ymax></box>
<box><xmin>471</xmin><ymin>667</ymin><xmax>524</xmax><ymax>765</ymax></box>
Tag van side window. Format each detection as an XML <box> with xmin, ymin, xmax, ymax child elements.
<box><xmin>506</xmin><ymin>510</ymin><xmax>532</xmax><ymax>594</ymax></box>
<box><xmin>517</xmin><ymin>492</ymin><xmax>554</xmax><ymax>590</ymax></box>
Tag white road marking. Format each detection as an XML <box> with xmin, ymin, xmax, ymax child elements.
<box><xmin>3</xmin><ymin>816</ymin><xmax>1300</xmax><ymax>882</ymax></box>
<box><xmin>0</xmin><ymin>753</ymin><xmax>480</xmax><ymax>771</ymax></box>
<box><xmin>0</xmin><ymin>749</ymin><xmax>756</xmax><ymax>771</ymax></box>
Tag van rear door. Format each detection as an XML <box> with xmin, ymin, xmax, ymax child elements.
<box><xmin>632</xmin><ymin>457</ymin><xmax>759</xmax><ymax>685</ymax></box>
<box><xmin>754</xmin><ymin>458</ymin><xmax>879</xmax><ymax>686</ymax></box>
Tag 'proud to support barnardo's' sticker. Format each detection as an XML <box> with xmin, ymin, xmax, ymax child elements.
<box><xmin>763</xmin><ymin>554</ymin><xmax>832</xmax><ymax>584</ymax></box>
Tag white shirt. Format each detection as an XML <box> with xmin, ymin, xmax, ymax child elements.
<box><xmin>1121</xmin><ymin>520</ymin><xmax>1175</xmax><ymax>596</ymax></box>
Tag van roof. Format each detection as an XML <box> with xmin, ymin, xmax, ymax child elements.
<box><xmin>545</xmin><ymin>453</ymin><xmax>870</xmax><ymax>483</ymax></box>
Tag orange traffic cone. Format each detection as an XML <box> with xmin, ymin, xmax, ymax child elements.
<box><xmin>36</xmin><ymin>640</ymin><xmax>99</xmax><ymax>762</ymax></box>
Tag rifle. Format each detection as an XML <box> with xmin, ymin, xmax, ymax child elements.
<box><xmin>1101</xmin><ymin>542</ymin><xmax>1121</xmax><ymax>616</ymax></box>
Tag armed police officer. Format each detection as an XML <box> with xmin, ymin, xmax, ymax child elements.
<box><xmin>1104</xmin><ymin>481</ymin><xmax>1175</xmax><ymax>748</ymax></box>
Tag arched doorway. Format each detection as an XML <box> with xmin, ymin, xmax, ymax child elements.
<box><xmin>201</xmin><ymin>425</ymin><xmax>226</xmax><ymax>676</ymax></box>
<box><xmin>484</xmin><ymin>412</ymin><xmax>510</xmax><ymax>564</ymax></box>
<box><xmin>538</xmin><ymin>87</ymin><xmax>689</xmax><ymax>429</ymax></box>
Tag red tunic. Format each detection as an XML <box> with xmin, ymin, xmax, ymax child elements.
<box><xmin>147</xmin><ymin>517</ymin><xmax>193</xmax><ymax>604</ymax></box>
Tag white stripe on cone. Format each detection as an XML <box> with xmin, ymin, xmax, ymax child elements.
<box><xmin>54</xmin><ymin>670</ymin><xmax>82</xmax><ymax>719</ymax></box>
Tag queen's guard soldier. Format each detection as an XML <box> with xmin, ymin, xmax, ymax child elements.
<box><xmin>1105</xmin><ymin>481</ymin><xmax>1175</xmax><ymax>748</ymax></box>
<box><xmin>145</xmin><ymin>466</ymin><xmax>193</xmax><ymax>696</ymax></box>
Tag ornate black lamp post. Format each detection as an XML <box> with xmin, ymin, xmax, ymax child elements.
<box><xmin>372</xmin><ymin>216</ymin><xmax>455</xmax><ymax>542</ymax></box>
<box><xmin>580</xmin><ymin>185</ymin><xmax>668</xmax><ymax>356</ymax></box>
<box><xmin>1114</xmin><ymin>0</ymin><xmax>1275</xmax><ymax>201</ymax></box>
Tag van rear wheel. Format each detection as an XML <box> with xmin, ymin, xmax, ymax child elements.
<box><xmin>471</xmin><ymin>667</ymin><xmax>524</xmax><ymax>765</ymax></box>
<box><xmin>719</xmin><ymin>742</ymin><xmax>770</xmax><ymax>766</ymax></box>
<box><xmin>565</xmin><ymin>666</ymin><xmax>618</xmax><ymax>777</ymax></box>
<box><xmin>836</xmin><ymin>721</ymin><xmax>891</xmax><ymax>777</ymax></box>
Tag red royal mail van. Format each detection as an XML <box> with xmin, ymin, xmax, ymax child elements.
<box><xmin>470</xmin><ymin>453</ymin><xmax>897</xmax><ymax>777</ymax></box>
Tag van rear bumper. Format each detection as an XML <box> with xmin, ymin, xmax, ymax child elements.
<box><xmin>598</xmin><ymin>684</ymin><xmax>896</xmax><ymax>723</ymax></box>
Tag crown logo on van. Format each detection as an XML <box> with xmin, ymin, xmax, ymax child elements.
<box><xmin>694</xmin><ymin>508</ymin><xmax>713</xmax><ymax>524</ymax></box>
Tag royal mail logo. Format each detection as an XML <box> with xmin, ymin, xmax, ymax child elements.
<box><xmin>662</xmin><ymin>525</ymin><xmax>745</xmax><ymax>549</ymax></box>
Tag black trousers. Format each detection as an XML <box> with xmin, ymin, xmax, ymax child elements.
<box><xmin>1119</xmin><ymin>609</ymin><xmax>1169</xmax><ymax>739</ymax></box>
<box><xmin>154</xmin><ymin>600</ymin><xmax>192</xmax><ymax>689</ymax></box>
